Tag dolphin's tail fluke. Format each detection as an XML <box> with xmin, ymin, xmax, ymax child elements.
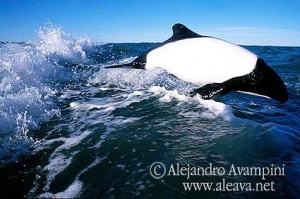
<box><xmin>226</xmin><ymin>58</ymin><xmax>288</xmax><ymax>103</ymax></box>
<box><xmin>191</xmin><ymin>58</ymin><xmax>288</xmax><ymax>103</ymax></box>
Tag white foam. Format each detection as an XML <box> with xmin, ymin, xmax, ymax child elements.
<box><xmin>149</xmin><ymin>86</ymin><xmax>235</xmax><ymax>121</ymax></box>
<box><xmin>149</xmin><ymin>86</ymin><xmax>188</xmax><ymax>102</ymax></box>
<box><xmin>195</xmin><ymin>95</ymin><xmax>235</xmax><ymax>121</ymax></box>
<box><xmin>89</xmin><ymin>66</ymin><xmax>163</xmax><ymax>90</ymax></box>
<box><xmin>99</xmin><ymin>87</ymin><xmax>109</xmax><ymax>91</ymax></box>
<box><xmin>127</xmin><ymin>91</ymin><xmax>144</xmax><ymax>98</ymax></box>
<box><xmin>29</xmin><ymin>130</ymin><xmax>92</xmax><ymax>197</ymax></box>
<box><xmin>37</xmin><ymin>180</ymin><xmax>83</xmax><ymax>198</ymax></box>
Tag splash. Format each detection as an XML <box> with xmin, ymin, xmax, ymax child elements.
<box><xmin>36</xmin><ymin>25</ymin><xmax>92</xmax><ymax>63</ymax></box>
<box><xmin>0</xmin><ymin>25</ymin><xmax>92</xmax><ymax>164</ymax></box>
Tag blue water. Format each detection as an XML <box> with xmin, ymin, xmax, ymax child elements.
<box><xmin>0</xmin><ymin>26</ymin><xmax>300</xmax><ymax>198</ymax></box>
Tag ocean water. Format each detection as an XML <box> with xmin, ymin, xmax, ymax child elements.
<box><xmin>0</xmin><ymin>26</ymin><xmax>300</xmax><ymax>198</ymax></box>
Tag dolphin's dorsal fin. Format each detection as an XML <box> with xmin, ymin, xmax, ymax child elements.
<box><xmin>106</xmin><ymin>24</ymin><xmax>205</xmax><ymax>69</ymax></box>
<box><xmin>163</xmin><ymin>23</ymin><xmax>204</xmax><ymax>44</ymax></box>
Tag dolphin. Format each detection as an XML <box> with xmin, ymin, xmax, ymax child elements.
<box><xmin>106</xmin><ymin>23</ymin><xmax>288</xmax><ymax>103</ymax></box>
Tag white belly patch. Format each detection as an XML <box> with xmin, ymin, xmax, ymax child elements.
<box><xmin>145</xmin><ymin>37</ymin><xmax>258</xmax><ymax>85</ymax></box>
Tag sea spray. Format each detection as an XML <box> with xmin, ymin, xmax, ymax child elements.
<box><xmin>36</xmin><ymin>25</ymin><xmax>92</xmax><ymax>63</ymax></box>
<box><xmin>0</xmin><ymin>25</ymin><xmax>92</xmax><ymax>163</ymax></box>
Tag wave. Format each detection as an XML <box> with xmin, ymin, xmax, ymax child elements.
<box><xmin>28</xmin><ymin>77</ymin><xmax>238</xmax><ymax>197</ymax></box>
<box><xmin>0</xmin><ymin>25</ymin><xmax>94</xmax><ymax>164</ymax></box>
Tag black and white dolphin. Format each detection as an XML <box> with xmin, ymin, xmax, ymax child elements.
<box><xmin>106</xmin><ymin>23</ymin><xmax>288</xmax><ymax>103</ymax></box>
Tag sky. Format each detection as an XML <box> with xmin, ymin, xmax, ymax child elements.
<box><xmin>0</xmin><ymin>0</ymin><xmax>300</xmax><ymax>46</ymax></box>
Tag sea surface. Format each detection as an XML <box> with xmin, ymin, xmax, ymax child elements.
<box><xmin>0</xmin><ymin>26</ymin><xmax>300</xmax><ymax>198</ymax></box>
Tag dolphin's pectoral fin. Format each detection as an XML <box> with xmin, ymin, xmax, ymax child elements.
<box><xmin>190</xmin><ymin>83</ymin><xmax>230</xmax><ymax>99</ymax></box>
